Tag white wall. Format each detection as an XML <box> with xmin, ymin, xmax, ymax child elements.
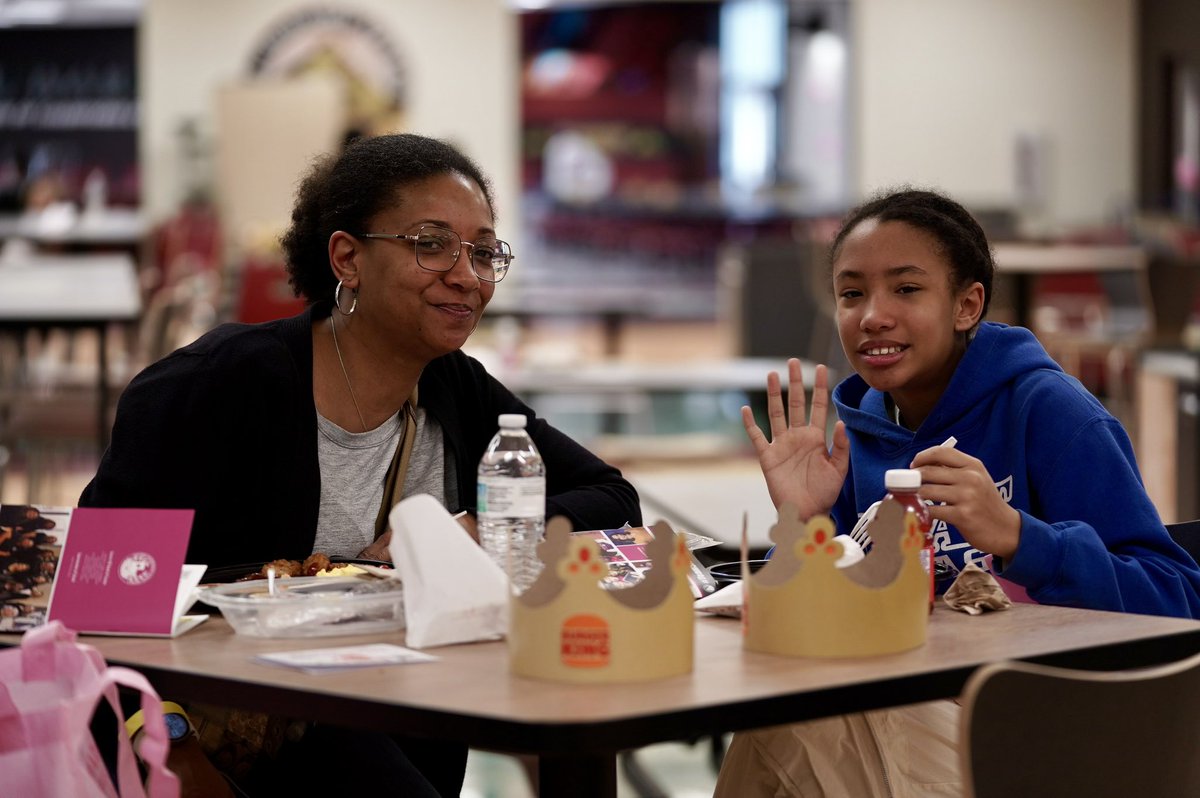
<box><xmin>853</xmin><ymin>0</ymin><xmax>1135</xmax><ymax>230</ymax></box>
<box><xmin>140</xmin><ymin>0</ymin><xmax>1134</xmax><ymax>240</ymax></box>
<box><xmin>140</xmin><ymin>0</ymin><xmax>519</xmax><ymax>237</ymax></box>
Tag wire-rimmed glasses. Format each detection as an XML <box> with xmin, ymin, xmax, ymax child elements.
<box><xmin>357</xmin><ymin>225</ymin><xmax>514</xmax><ymax>283</ymax></box>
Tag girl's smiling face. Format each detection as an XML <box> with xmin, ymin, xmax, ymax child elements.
<box><xmin>833</xmin><ymin>218</ymin><xmax>984</xmax><ymax>427</ymax></box>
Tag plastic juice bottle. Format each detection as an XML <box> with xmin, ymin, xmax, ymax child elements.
<box><xmin>884</xmin><ymin>468</ymin><xmax>935</xmax><ymax>612</ymax></box>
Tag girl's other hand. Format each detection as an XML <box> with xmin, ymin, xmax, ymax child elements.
<box><xmin>910</xmin><ymin>445</ymin><xmax>1021</xmax><ymax>559</ymax></box>
<box><xmin>741</xmin><ymin>360</ymin><xmax>850</xmax><ymax>520</ymax></box>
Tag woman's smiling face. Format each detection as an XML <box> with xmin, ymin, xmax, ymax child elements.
<box><xmin>352</xmin><ymin>171</ymin><xmax>497</xmax><ymax>362</ymax></box>
<box><xmin>833</xmin><ymin>218</ymin><xmax>982</xmax><ymax>424</ymax></box>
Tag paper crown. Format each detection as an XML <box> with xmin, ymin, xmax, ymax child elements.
<box><xmin>509</xmin><ymin>518</ymin><xmax>694</xmax><ymax>683</ymax></box>
<box><xmin>745</xmin><ymin>497</ymin><xmax>930</xmax><ymax>657</ymax></box>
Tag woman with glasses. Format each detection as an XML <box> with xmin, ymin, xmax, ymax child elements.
<box><xmin>80</xmin><ymin>133</ymin><xmax>640</xmax><ymax>796</ymax></box>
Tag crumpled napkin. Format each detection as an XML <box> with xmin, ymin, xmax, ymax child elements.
<box><xmin>942</xmin><ymin>563</ymin><xmax>1014</xmax><ymax>615</ymax></box>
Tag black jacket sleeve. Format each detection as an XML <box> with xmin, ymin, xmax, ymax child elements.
<box><xmin>80</xmin><ymin>320</ymin><xmax>321</xmax><ymax>566</ymax></box>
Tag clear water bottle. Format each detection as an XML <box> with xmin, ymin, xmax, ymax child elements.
<box><xmin>477</xmin><ymin>413</ymin><xmax>546</xmax><ymax>593</ymax></box>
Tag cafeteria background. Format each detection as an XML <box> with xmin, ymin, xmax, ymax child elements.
<box><xmin>2</xmin><ymin>0</ymin><xmax>1199</xmax><ymax>795</ymax></box>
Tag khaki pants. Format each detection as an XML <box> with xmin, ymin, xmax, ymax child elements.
<box><xmin>714</xmin><ymin>701</ymin><xmax>962</xmax><ymax>798</ymax></box>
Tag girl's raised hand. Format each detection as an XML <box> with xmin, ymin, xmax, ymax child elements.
<box><xmin>742</xmin><ymin>360</ymin><xmax>850</xmax><ymax>520</ymax></box>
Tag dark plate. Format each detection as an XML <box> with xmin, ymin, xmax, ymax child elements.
<box><xmin>201</xmin><ymin>557</ymin><xmax>394</xmax><ymax>585</ymax></box>
<box><xmin>707</xmin><ymin>559</ymin><xmax>770</xmax><ymax>585</ymax></box>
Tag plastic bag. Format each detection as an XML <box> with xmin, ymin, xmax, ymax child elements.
<box><xmin>0</xmin><ymin>621</ymin><xmax>179</xmax><ymax>797</ymax></box>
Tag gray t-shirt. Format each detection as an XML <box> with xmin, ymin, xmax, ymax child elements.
<box><xmin>314</xmin><ymin>406</ymin><xmax>448</xmax><ymax>557</ymax></box>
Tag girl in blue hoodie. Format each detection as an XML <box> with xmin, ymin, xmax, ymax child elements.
<box><xmin>745</xmin><ymin>189</ymin><xmax>1199</xmax><ymax>616</ymax></box>
<box><xmin>715</xmin><ymin>188</ymin><xmax>1200</xmax><ymax>797</ymax></box>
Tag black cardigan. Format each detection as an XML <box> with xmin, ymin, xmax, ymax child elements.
<box><xmin>79</xmin><ymin>303</ymin><xmax>641</xmax><ymax>567</ymax></box>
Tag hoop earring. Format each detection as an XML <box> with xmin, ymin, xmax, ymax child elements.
<box><xmin>334</xmin><ymin>281</ymin><xmax>358</xmax><ymax>316</ymax></box>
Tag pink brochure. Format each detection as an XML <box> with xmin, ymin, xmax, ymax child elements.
<box><xmin>47</xmin><ymin>507</ymin><xmax>200</xmax><ymax>636</ymax></box>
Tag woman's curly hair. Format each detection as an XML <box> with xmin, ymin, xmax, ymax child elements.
<box><xmin>280</xmin><ymin>133</ymin><xmax>495</xmax><ymax>303</ymax></box>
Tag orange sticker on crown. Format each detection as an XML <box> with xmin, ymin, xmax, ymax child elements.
<box><xmin>560</xmin><ymin>614</ymin><xmax>610</xmax><ymax>668</ymax></box>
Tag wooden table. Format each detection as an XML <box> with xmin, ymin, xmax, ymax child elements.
<box><xmin>0</xmin><ymin>254</ymin><xmax>141</xmax><ymax>451</ymax></box>
<box><xmin>5</xmin><ymin>605</ymin><xmax>1197</xmax><ymax>796</ymax></box>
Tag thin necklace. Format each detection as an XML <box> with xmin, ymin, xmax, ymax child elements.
<box><xmin>329</xmin><ymin>316</ymin><xmax>368</xmax><ymax>433</ymax></box>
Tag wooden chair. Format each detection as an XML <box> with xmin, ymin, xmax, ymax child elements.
<box><xmin>959</xmin><ymin>651</ymin><xmax>1200</xmax><ymax>798</ymax></box>
<box><xmin>1166</xmin><ymin>519</ymin><xmax>1200</xmax><ymax>564</ymax></box>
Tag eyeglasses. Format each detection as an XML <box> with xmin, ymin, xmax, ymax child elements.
<box><xmin>357</xmin><ymin>226</ymin><xmax>514</xmax><ymax>283</ymax></box>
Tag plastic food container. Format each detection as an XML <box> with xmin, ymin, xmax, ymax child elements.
<box><xmin>196</xmin><ymin>576</ymin><xmax>405</xmax><ymax>638</ymax></box>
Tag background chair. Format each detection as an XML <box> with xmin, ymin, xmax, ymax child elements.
<box><xmin>959</xmin><ymin>651</ymin><xmax>1200</xmax><ymax>798</ymax></box>
<box><xmin>1166</xmin><ymin>518</ymin><xmax>1200</xmax><ymax>564</ymax></box>
<box><xmin>0</xmin><ymin>270</ymin><xmax>218</xmax><ymax>503</ymax></box>
<box><xmin>718</xmin><ymin>236</ymin><xmax>849</xmax><ymax>373</ymax></box>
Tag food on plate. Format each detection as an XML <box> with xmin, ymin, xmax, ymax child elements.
<box><xmin>259</xmin><ymin>558</ymin><xmax>303</xmax><ymax>578</ymax></box>
<box><xmin>316</xmin><ymin>564</ymin><xmax>367</xmax><ymax>578</ymax></box>
<box><xmin>302</xmin><ymin>552</ymin><xmax>332</xmax><ymax>575</ymax></box>
<box><xmin>235</xmin><ymin>554</ymin><xmax>390</xmax><ymax>582</ymax></box>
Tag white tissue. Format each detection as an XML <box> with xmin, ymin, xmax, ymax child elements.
<box><xmin>833</xmin><ymin>534</ymin><xmax>865</xmax><ymax>568</ymax></box>
<box><xmin>390</xmin><ymin>494</ymin><xmax>509</xmax><ymax>648</ymax></box>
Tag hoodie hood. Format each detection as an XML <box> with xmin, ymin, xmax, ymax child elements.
<box><xmin>832</xmin><ymin>322</ymin><xmax>1062</xmax><ymax>450</ymax></box>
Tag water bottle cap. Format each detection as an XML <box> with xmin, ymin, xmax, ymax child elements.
<box><xmin>498</xmin><ymin>413</ymin><xmax>527</xmax><ymax>429</ymax></box>
<box><xmin>885</xmin><ymin>468</ymin><xmax>921</xmax><ymax>490</ymax></box>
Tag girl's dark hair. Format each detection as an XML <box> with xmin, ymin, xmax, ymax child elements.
<box><xmin>280</xmin><ymin>133</ymin><xmax>496</xmax><ymax>303</ymax></box>
<box><xmin>829</xmin><ymin>187</ymin><xmax>995</xmax><ymax>318</ymax></box>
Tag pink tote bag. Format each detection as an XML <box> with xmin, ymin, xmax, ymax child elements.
<box><xmin>0</xmin><ymin>621</ymin><xmax>179</xmax><ymax>798</ymax></box>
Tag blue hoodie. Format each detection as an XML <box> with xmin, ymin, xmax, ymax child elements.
<box><xmin>831</xmin><ymin>321</ymin><xmax>1200</xmax><ymax>619</ymax></box>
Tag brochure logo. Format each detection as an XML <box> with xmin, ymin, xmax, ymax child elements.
<box><xmin>118</xmin><ymin>552</ymin><xmax>156</xmax><ymax>586</ymax></box>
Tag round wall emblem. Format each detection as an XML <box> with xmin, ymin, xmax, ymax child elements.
<box><xmin>248</xmin><ymin>7</ymin><xmax>406</xmax><ymax>135</ymax></box>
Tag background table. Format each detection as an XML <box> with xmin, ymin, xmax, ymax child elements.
<box><xmin>7</xmin><ymin>604</ymin><xmax>1197</xmax><ymax>796</ymax></box>
<box><xmin>0</xmin><ymin>208</ymin><xmax>148</xmax><ymax>250</ymax></box>
<box><xmin>499</xmin><ymin>357</ymin><xmax>811</xmax><ymax>395</ymax></box>
<box><xmin>0</xmin><ymin>254</ymin><xmax>142</xmax><ymax>451</ymax></box>
<box><xmin>992</xmin><ymin>243</ymin><xmax>1148</xmax><ymax>330</ymax></box>
<box><xmin>628</xmin><ymin>459</ymin><xmax>778</xmax><ymax>549</ymax></box>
